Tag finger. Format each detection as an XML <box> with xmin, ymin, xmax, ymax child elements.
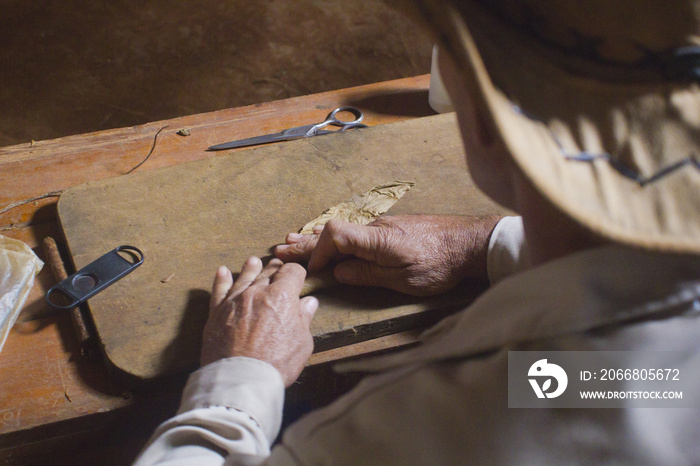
<box><xmin>284</xmin><ymin>233</ymin><xmax>309</xmax><ymax>244</ymax></box>
<box><xmin>210</xmin><ymin>265</ymin><xmax>234</xmax><ymax>310</ymax></box>
<box><xmin>253</xmin><ymin>258</ymin><xmax>284</xmax><ymax>285</ymax></box>
<box><xmin>306</xmin><ymin>219</ymin><xmax>346</xmax><ymax>272</ymax></box>
<box><xmin>269</xmin><ymin>262</ymin><xmax>307</xmax><ymax>293</ymax></box>
<box><xmin>312</xmin><ymin>224</ymin><xmax>325</xmax><ymax>234</ymax></box>
<box><xmin>227</xmin><ymin>256</ymin><xmax>263</xmax><ymax>298</ymax></box>
<box><xmin>334</xmin><ymin>259</ymin><xmax>398</xmax><ymax>290</ymax></box>
<box><xmin>275</xmin><ymin>235</ymin><xmax>320</xmax><ymax>262</ymax></box>
<box><xmin>299</xmin><ymin>296</ymin><xmax>319</xmax><ymax>327</ymax></box>
<box><xmin>307</xmin><ymin>219</ymin><xmax>380</xmax><ymax>272</ymax></box>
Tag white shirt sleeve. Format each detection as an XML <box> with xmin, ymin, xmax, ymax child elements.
<box><xmin>133</xmin><ymin>357</ymin><xmax>284</xmax><ymax>466</ymax></box>
<box><xmin>486</xmin><ymin>216</ymin><xmax>529</xmax><ymax>285</ymax></box>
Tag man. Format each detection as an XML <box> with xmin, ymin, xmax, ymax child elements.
<box><xmin>135</xmin><ymin>0</ymin><xmax>700</xmax><ymax>464</ymax></box>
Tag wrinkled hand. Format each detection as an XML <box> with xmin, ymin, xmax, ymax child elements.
<box><xmin>201</xmin><ymin>257</ymin><xmax>319</xmax><ymax>387</ymax></box>
<box><xmin>275</xmin><ymin>215</ymin><xmax>501</xmax><ymax>297</ymax></box>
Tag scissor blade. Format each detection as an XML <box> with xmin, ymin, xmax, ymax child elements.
<box><xmin>207</xmin><ymin>131</ymin><xmax>291</xmax><ymax>151</ymax></box>
<box><xmin>206</xmin><ymin>122</ymin><xmax>362</xmax><ymax>151</ymax></box>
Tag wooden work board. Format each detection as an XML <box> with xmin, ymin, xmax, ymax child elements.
<box><xmin>57</xmin><ymin>113</ymin><xmax>506</xmax><ymax>384</ymax></box>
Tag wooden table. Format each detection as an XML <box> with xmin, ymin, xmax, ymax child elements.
<box><xmin>0</xmin><ymin>75</ymin><xmax>445</xmax><ymax>464</ymax></box>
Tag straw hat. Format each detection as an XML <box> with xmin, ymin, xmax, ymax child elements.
<box><xmin>410</xmin><ymin>0</ymin><xmax>700</xmax><ymax>254</ymax></box>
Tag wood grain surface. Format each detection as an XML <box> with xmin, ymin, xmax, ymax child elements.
<box><xmin>57</xmin><ymin>113</ymin><xmax>505</xmax><ymax>383</ymax></box>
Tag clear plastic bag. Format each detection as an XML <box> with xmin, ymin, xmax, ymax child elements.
<box><xmin>0</xmin><ymin>235</ymin><xmax>44</xmax><ymax>354</ymax></box>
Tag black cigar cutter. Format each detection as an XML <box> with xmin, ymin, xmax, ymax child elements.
<box><xmin>46</xmin><ymin>245</ymin><xmax>144</xmax><ymax>309</ymax></box>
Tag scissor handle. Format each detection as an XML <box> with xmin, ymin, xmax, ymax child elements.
<box><xmin>304</xmin><ymin>106</ymin><xmax>365</xmax><ymax>137</ymax></box>
<box><xmin>325</xmin><ymin>106</ymin><xmax>364</xmax><ymax>127</ymax></box>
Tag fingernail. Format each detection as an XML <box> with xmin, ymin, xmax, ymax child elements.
<box><xmin>287</xmin><ymin>233</ymin><xmax>303</xmax><ymax>241</ymax></box>
<box><xmin>304</xmin><ymin>296</ymin><xmax>319</xmax><ymax>313</ymax></box>
<box><xmin>276</xmin><ymin>244</ymin><xmax>290</xmax><ymax>252</ymax></box>
<box><xmin>246</xmin><ymin>256</ymin><xmax>262</xmax><ymax>267</ymax></box>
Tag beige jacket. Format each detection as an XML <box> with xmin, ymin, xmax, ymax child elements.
<box><xmin>134</xmin><ymin>217</ymin><xmax>700</xmax><ymax>465</ymax></box>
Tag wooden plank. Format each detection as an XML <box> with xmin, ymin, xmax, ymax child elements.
<box><xmin>306</xmin><ymin>329</ymin><xmax>422</xmax><ymax>366</ymax></box>
<box><xmin>0</xmin><ymin>75</ymin><xmax>432</xmax><ymax>229</ymax></box>
<box><xmin>0</xmin><ymin>314</ymin><xmax>132</xmax><ymax>438</ymax></box>
<box><xmin>57</xmin><ymin>113</ymin><xmax>505</xmax><ymax>383</ymax></box>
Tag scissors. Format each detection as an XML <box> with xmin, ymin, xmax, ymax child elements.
<box><xmin>207</xmin><ymin>106</ymin><xmax>366</xmax><ymax>151</ymax></box>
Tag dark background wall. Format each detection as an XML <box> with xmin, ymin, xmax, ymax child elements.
<box><xmin>0</xmin><ymin>0</ymin><xmax>432</xmax><ymax>148</ymax></box>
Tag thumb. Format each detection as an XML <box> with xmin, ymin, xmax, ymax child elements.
<box><xmin>334</xmin><ymin>259</ymin><xmax>399</xmax><ymax>290</ymax></box>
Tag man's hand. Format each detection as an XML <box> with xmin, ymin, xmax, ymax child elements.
<box><xmin>275</xmin><ymin>215</ymin><xmax>501</xmax><ymax>297</ymax></box>
<box><xmin>201</xmin><ymin>257</ymin><xmax>319</xmax><ymax>387</ymax></box>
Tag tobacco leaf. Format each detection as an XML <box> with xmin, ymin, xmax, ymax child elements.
<box><xmin>299</xmin><ymin>180</ymin><xmax>414</xmax><ymax>234</ymax></box>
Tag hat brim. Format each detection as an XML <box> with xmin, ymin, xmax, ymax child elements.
<box><xmin>422</xmin><ymin>0</ymin><xmax>700</xmax><ymax>254</ymax></box>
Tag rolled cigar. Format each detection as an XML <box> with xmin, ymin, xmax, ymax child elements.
<box><xmin>42</xmin><ymin>237</ymin><xmax>93</xmax><ymax>358</ymax></box>
<box><xmin>301</xmin><ymin>268</ymin><xmax>339</xmax><ymax>296</ymax></box>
